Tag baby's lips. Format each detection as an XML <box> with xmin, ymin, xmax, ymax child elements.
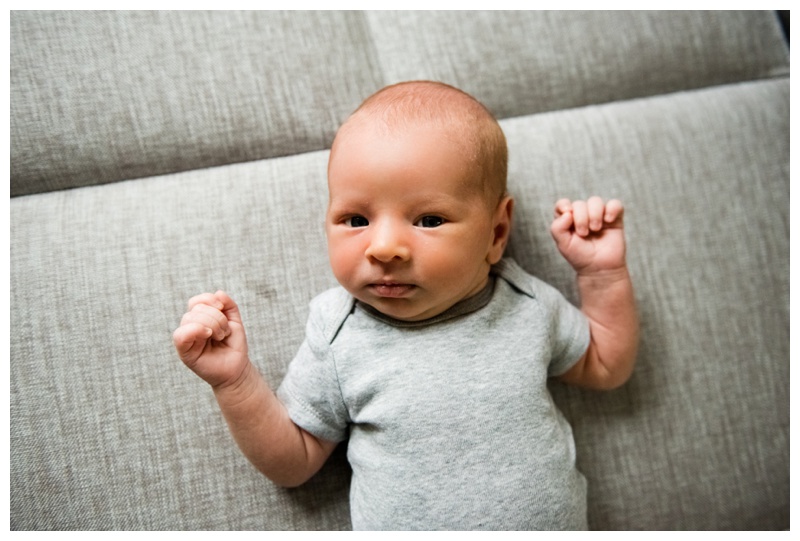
<box><xmin>371</xmin><ymin>283</ymin><xmax>415</xmax><ymax>298</ymax></box>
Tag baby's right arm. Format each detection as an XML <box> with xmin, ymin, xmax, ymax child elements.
<box><xmin>173</xmin><ymin>291</ymin><xmax>337</xmax><ymax>487</ymax></box>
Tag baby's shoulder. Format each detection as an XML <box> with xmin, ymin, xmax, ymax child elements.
<box><xmin>306</xmin><ymin>286</ymin><xmax>355</xmax><ymax>344</ymax></box>
<box><xmin>492</xmin><ymin>257</ymin><xmax>567</xmax><ymax>304</ymax></box>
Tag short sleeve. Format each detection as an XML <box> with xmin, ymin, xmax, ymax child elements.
<box><xmin>544</xmin><ymin>288</ymin><xmax>591</xmax><ymax>377</ymax></box>
<box><xmin>492</xmin><ymin>258</ymin><xmax>590</xmax><ymax>377</ymax></box>
<box><xmin>276</xmin><ymin>292</ymin><xmax>352</xmax><ymax>443</ymax></box>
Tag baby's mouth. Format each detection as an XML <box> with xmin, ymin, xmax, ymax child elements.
<box><xmin>369</xmin><ymin>283</ymin><xmax>416</xmax><ymax>298</ymax></box>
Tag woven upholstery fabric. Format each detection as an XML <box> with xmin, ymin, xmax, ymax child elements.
<box><xmin>10</xmin><ymin>11</ymin><xmax>381</xmax><ymax>196</ymax></box>
<box><xmin>11</xmin><ymin>11</ymin><xmax>787</xmax><ymax>196</ymax></box>
<box><xmin>502</xmin><ymin>80</ymin><xmax>789</xmax><ymax>530</ymax></box>
<box><xmin>367</xmin><ymin>11</ymin><xmax>788</xmax><ymax>121</ymax></box>
<box><xmin>11</xmin><ymin>151</ymin><xmax>349</xmax><ymax>530</ymax></box>
<box><xmin>10</xmin><ymin>79</ymin><xmax>788</xmax><ymax>530</ymax></box>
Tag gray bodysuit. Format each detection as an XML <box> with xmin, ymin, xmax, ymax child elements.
<box><xmin>278</xmin><ymin>258</ymin><xmax>590</xmax><ymax>530</ymax></box>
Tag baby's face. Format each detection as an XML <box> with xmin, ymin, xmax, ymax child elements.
<box><xmin>326</xmin><ymin>122</ymin><xmax>504</xmax><ymax>321</ymax></box>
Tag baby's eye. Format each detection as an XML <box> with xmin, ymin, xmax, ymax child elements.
<box><xmin>346</xmin><ymin>215</ymin><xmax>369</xmax><ymax>227</ymax></box>
<box><xmin>416</xmin><ymin>216</ymin><xmax>445</xmax><ymax>228</ymax></box>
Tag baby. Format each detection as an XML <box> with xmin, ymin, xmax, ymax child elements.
<box><xmin>173</xmin><ymin>81</ymin><xmax>639</xmax><ymax>530</ymax></box>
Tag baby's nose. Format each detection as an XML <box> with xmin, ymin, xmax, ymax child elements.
<box><xmin>365</xmin><ymin>222</ymin><xmax>411</xmax><ymax>263</ymax></box>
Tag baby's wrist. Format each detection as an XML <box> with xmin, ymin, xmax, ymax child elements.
<box><xmin>575</xmin><ymin>264</ymin><xmax>631</xmax><ymax>287</ymax></box>
<box><xmin>211</xmin><ymin>357</ymin><xmax>258</xmax><ymax>396</ymax></box>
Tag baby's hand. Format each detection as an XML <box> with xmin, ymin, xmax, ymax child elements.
<box><xmin>173</xmin><ymin>291</ymin><xmax>250</xmax><ymax>389</ymax></box>
<box><xmin>550</xmin><ymin>197</ymin><xmax>627</xmax><ymax>275</ymax></box>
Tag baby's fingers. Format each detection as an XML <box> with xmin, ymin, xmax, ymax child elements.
<box><xmin>188</xmin><ymin>291</ymin><xmax>243</xmax><ymax>326</ymax></box>
<box><xmin>586</xmin><ymin>196</ymin><xmax>606</xmax><ymax>232</ymax></box>
<box><xmin>571</xmin><ymin>200</ymin><xmax>589</xmax><ymax>236</ymax></box>
<box><xmin>173</xmin><ymin>322</ymin><xmax>212</xmax><ymax>362</ymax></box>
<box><xmin>181</xmin><ymin>303</ymin><xmax>231</xmax><ymax>342</ymax></box>
<box><xmin>550</xmin><ymin>207</ymin><xmax>575</xmax><ymax>247</ymax></box>
<box><xmin>604</xmin><ymin>199</ymin><xmax>625</xmax><ymax>226</ymax></box>
<box><xmin>554</xmin><ymin>198</ymin><xmax>573</xmax><ymax>217</ymax></box>
<box><xmin>187</xmin><ymin>292</ymin><xmax>225</xmax><ymax>312</ymax></box>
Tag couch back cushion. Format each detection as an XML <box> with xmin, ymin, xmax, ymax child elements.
<box><xmin>11</xmin><ymin>10</ymin><xmax>788</xmax><ymax>196</ymax></box>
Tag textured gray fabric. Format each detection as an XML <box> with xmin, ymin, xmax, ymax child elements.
<box><xmin>278</xmin><ymin>259</ymin><xmax>590</xmax><ymax>530</ymax></box>
<box><xmin>11</xmin><ymin>78</ymin><xmax>787</xmax><ymax>530</ymax></box>
<box><xmin>502</xmin><ymin>79</ymin><xmax>789</xmax><ymax>530</ymax></box>
<box><xmin>365</xmin><ymin>11</ymin><xmax>789</xmax><ymax>120</ymax></box>
<box><xmin>10</xmin><ymin>10</ymin><xmax>381</xmax><ymax>196</ymax></box>
<box><xmin>11</xmin><ymin>11</ymin><xmax>788</xmax><ymax>198</ymax></box>
<box><xmin>11</xmin><ymin>152</ymin><xmax>350</xmax><ymax>530</ymax></box>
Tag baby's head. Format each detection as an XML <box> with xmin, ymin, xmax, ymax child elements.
<box><xmin>330</xmin><ymin>81</ymin><xmax>508</xmax><ymax>207</ymax></box>
<box><xmin>326</xmin><ymin>81</ymin><xmax>514</xmax><ymax>321</ymax></box>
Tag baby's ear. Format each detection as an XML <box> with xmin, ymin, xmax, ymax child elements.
<box><xmin>487</xmin><ymin>196</ymin><xmax>514</xmax><ymax>265</ymax></box>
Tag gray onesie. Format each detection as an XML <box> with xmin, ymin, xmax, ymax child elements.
<box><xmin>277</xmin><ymin>257</ymin><xmax>590</xmax><ymax>530</ymax></box>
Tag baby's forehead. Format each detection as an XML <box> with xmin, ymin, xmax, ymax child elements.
<box><xmin>339</xmin><ymin>113</ymin><xmax>477</xmax><ymax>155</ymax></box>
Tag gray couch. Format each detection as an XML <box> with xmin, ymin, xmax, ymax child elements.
<box><xmin>10</xmin><ymin>11</ymin><xmax>789</xmax><ymax>530</ymax></box>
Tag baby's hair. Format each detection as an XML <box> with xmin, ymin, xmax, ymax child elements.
<box><xmin>334</xmin><ymin>81</ymin><xmax>508</xmax><ymax>206</ymax></box>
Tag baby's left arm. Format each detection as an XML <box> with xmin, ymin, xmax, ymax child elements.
<box><xmin>550</xmin><ymin>197</ymin><xmax>639</xmax><ymax>390</ymax></box>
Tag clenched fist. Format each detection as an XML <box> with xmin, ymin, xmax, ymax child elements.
<box><xmin>173</xmin><ymin>291</ymin><xmax>250</xmax><ymax>389</ymax></box>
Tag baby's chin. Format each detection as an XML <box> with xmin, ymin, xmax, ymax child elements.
<box><xmin>356</xmin><ymin>294</ymin><xmax>461</xmax><ymax>323</ymax></box>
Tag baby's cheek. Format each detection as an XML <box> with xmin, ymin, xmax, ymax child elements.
<box><xmin>424</xmin><ymin>246</ymin><xmax>470</xmax><ymax>280</ymax></box>
<box><xmin>327</xmin><ymin>238</ymin><xmax>358</xmax><ymax>280</ymax></box>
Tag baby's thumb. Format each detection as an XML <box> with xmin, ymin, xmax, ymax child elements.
<box><xmin>223</xmin><ymin>321</ymin><xmax>249</xmax><ymax>354</ymax></box>
<box><xmin>173</xmin><ymin>323</ymin><xmax>209</xmax><ymax>366</ymax></box>
<box><xmin>550</xmin><ymin>211</ymin><xmax>574</xmax><ymax>249</ymax></box>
